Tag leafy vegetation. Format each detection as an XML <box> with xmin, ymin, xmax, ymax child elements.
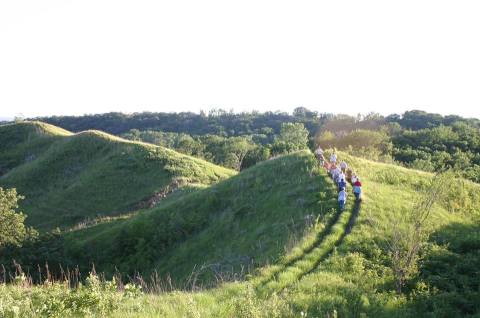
<box><xmin>36</xmin><ymin>108</ymin><xmax>327</xmax><ymax>136</ymax></box>
<box><xmin>121</xmin><ymin>122</ymin><xmax>310</xmax><ymax>171</ymax></box>
<box><xmin>0</xmin><ymin>119</ymin><xmax>479</xmax><ymax>317</ymax></box>
<box><xmin>391</xmin><ymin>123</ymin><xmax>480</xmax><ymax>182</ymax></box>
<box><xmin>0</xmin><ymin>273</ymin><xmax>141</xmax><ymax>317</ymax></box>
<box><xmin>0</xmin><ymin>187</ymin><xmax>32</xmax><ymax>248</ymax></box>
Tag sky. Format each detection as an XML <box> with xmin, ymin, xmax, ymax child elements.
<box><xmin>1</xmin><ymin>0</ymin><xmax>479</xmax><ymax>119</ymax></box>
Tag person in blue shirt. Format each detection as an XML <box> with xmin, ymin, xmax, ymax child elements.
<box><xmin>353</xmin><ymin>179</ymin><xmax>362</xmax><ymax>201</ymax></box>
<box><xmin>338</xmin><ymin>178</ymin><xmax>347</xmax><ymax>192</ymax></box>
<box><xmin>338</xmin><ymin>188</ymin><xmax>347</xmax><ymax>211</ymax></box>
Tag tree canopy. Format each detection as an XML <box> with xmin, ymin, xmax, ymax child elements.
<box><xmin>0</xmin><ymin>187</ymin><xmax>28</xmax><ymax>248</ymax></box>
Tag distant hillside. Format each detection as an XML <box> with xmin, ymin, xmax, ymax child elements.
<box><xmin>0</xmin><ymin>121</ymin><xmax>235</xmax><ymax>230</ymax></box>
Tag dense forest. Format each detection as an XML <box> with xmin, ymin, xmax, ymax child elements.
<box><xmin>35</xmin><ymin>109</ymin><xmax>480</xmax><ymax>182</ymax></box>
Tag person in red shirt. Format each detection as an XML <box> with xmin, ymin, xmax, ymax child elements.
<box><xmin>353</xmin><ymin>179</ymin><xmax>362</xmax><ymax>201</ymax></box>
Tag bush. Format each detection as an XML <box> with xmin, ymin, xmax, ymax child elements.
<box><xmin>0</xmin><ymin>273</ymin><xmax>142</xmax><ymax>318</ymax></box>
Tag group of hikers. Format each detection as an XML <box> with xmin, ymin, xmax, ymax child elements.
<box><xmin>314</xmin><ymin>147</ymin><xmax>362</xmax><ymax>211</ymax></box>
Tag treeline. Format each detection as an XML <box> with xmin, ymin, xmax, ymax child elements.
<box><xmin>36</xmin><ymin>108</ymin><xmax>329</xmax><ymax>136</ymax></box>
<box><xmin>122</xmin><ymin>122</ymin><xmax>310</xmax><ymax>170</ymax></box>
<box><xmin>316</xmin><ymin>111</ymin><xmax>480</xmax><ymax>182</ymax></box>
<box><xmin>35</xmin><ymin>109</ymin><xmax>480</xmax><ymax>182</ymax></box>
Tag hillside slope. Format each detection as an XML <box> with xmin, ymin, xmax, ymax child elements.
<box><xmin>0</xmin><ymin>121</ymin><xmax>235</xmax><ymax>230</ymax></box>
<box><xmin>7</xmin><ymin>151</ymin><xmax>337</xmax><ymax>284</ymax></box>
<box><xmin>105</xmin><ymin>152</ymin><xmax>479</xmax><ymax>317</ymax></box>
<box><xmin>1</xmin><ymin>125</ymin><xmax>478</xmax><ymax>317</ymax></box>
<box><xmin>0</xmin><ymin>121</ymin><xmax>71</xmax><ymax>175</ymax></box>
<box><xmin>253</xmin><ymin>152</ymin><xmax>480</xmax><ymax>317</ymax></box>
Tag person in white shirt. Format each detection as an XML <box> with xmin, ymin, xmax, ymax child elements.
<box><xmin>340</xmin><ymin>161</ymin><xmax>348</xmax><ymax>173</ymax></box>
<box><xmin>332</xmin><ymin>167</ymin><xmax>341</xmax><ymax>183</ymax></box>
<box><xmin>330</xmin><ymin>152</ymin><xmax>337</xmax><ymax>164</ymax></box>
<box><xmin>338</xmin><ymin>188</ymin><xmax>347</xmax><ymax>211</ymax></box>
<box><xmin>351</xmin><ymin>174</ymin><xmax>358</xmax><ymax>184</ymax></box>
<box><xmin>329</xmin><ymin>164</ymin><xmax>336</xmax><ymax>177</ymax></box>
<box><xmin>314</xmin><ymin>146</ymin><xmax>324</xmax><ymax>164</ymax></box>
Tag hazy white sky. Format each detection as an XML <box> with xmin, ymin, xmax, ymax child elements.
<box><xmin>1</xmin><ymin>0</ymin><xmax>479</xmax><ymax>119</ymax></box>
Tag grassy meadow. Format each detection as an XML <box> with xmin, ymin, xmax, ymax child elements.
<box><xmin>0</xmin><ymin>122</ymin><xmax>479</xmax><ymax>317</ymax></box>
<box><xmin>0</xmin><ymin>121</ymin><xmax>234</xmax><ymax>230</ymax></box>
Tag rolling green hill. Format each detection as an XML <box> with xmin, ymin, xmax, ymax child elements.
<box><xmin>100</xmin><ymin>151</ymin><xmax>478</xmax><ymax>317</ymax></box>
<box><xmin>108</xmin><ymin>152</ymin><xmax>478</xmax><ymax>317</ymax></box>
<box><xmin>0</xmin><ymin>122</ymin><xmax>478</xmax><ymax>317</ymax></box>
<box><xmin>0</xmin><ymin>121</ymin><xmax>235</xmax><ymax>230</ymax></box>
<box><xmin>4</xmin><ymin>149</ymin><xmax>338</xmax><ymax>286</ymax></box>
<box><xmin>61</xmin><ymin>150</ymin><xmax>336</xmax><ymax>280</ymax></box>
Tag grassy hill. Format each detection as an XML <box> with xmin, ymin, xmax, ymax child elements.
<box><xmin>4</xmin><ymin>150</ymin><xmax>338</xmax><ymax>285</ymax></box>
<box><xmin>108</xmin><ymin>152</ymin><xmax>479</xmax><ymax>317</ymax></box>
<box><xmin>0</xmin><ymin>121</ymin><xmax>235</xmax><ymax>230</ymax></box>
<box><xmin>61</xmin><ymin>150</ymin><xmax>336</xmax><ymax>279</ymax></box>
<box><xmin>0</xmin><ymin>123</ymin><xmax>478</xmax><ymax>317</ymax></box>
<box><xmin>0</xmin><ymin>121</ymin><xmax>71</xmax><ymax>175</ymax></box>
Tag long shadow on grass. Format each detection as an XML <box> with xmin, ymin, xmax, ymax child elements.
<box><xmin>255</xmin><ymin>173</ymin><xmax>342</xmax><ymax>290</ymax></box>
<box><xmin>294</xmin><ymin>200</ymin><xmax>362</xmax><ymax>283</ymax></box>
<box><xmin>260</xmin><ymin>200</ymin><xmax>362</xmax><ymax>295</ymax></box>
<box><xmin>338</xmin><ymin>200</ymin><xmax>362</xmax><ymax>242</ymax></box>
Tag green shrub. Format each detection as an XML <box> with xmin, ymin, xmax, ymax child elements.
<box><xmin>0</xmin><ymin>274</ymin><xmax>143</xmax><ymax>318</ymax></box>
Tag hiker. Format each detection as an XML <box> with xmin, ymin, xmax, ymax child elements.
<box><xmin>353</xmin><ymin>179</ymin><xmax>362</xmax><ymax>201</ymax></box>
<box><xmin>323</xmin><ymin>160</ymin><xmax>330</xmax><ymax>171</ymax></box>
<box><xmin>338</xmin><ymin>171</ymin><xmax>346</xmax><ymax>184</ymax></box>
<box><xmin>351</xmin><ymin>174</ymin><xmax>358</xmax><ymax>184</ymax></box>
<box><xmin>338</xmin><ymin>187</ymin><xmax>347</xmax><ymax>211</ymax></box>
<box><xmin>317</xmin><ymin>153</ymin><xmax>325</xmax><ymax>166</ymax></box>
<box><xmin>330</xmin><ymin>152</ymin><xmax>337</xmax><ymax>164</ymax></box>
<box><xmin>314</xmin><ymin>146</ymin><xmax>324</xmax><ymax>161</ymax></box>
<box><xmin>329</xmin><ymin>163</ymin><xmax>337</xmax><ymax>178</ymax></box>
<box><xmin>346</xmin><ymin>168</ymin><xmax>353</xmax><ymax>182</ymax></box>
<box><xmin>335</xmin><ymin>167</ymin><xmax>342</xmax><ymax>183</ymax></box>
<box><xmin>338</xmin><ymin>177</ymin><xmax>347</xmax><ymax>192</ymax></box>
<box><xmin>340</xmin><ymin>161</ymin><xmax>348</xmax><ymax>173</ymax></box>
<box><xmin>334</xmin><ymin>166</ymin><xmax>342</xmax><ymax>183</ymax></box>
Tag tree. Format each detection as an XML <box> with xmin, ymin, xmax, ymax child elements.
<box><xmin>241</xmin><ymin>146</ymin><xmax>271</xmax><ymax>169</ymax></box>
<box><xmin>315</xmin><ymin>130</ymin><xmax>336</xmax><ymax>149</ymax></box>
<box><xmin>223</xmin><ymin>137</ymin><xmax>255</xmax><ymax>171</ymax></box>
<box><xmin>0</xmin><ymin>187</ymin><xmax>28</xmax><ymax>248</ymax></box>
<box><xmin>293</xmin><ymin>107</ymin><xmax>318</xmax><ymax>119</ymax></box>
<box><xmin>385</xmin><ymin>172</ymin><xmax>451</xmax><ymax>294</ymax></box>
<box><xmin>275</xmin><ymin>123</ymin><xmax>309</xmax><ymax>151</ymax></box>
<box><xmin>176</xmin><ymin>135</ymin><xmax>204</xmax><ymax>156</ymax></box>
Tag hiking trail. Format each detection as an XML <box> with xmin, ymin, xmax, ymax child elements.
<box><xmin>255</xmin><ymin>155</ymin><xmax>362</xmax><ymax>295</ymax></box>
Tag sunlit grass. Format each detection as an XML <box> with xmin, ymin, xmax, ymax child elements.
<box><xmin>1</xmin><ymin>122</ymin><xmax>479</xmax><ymax>317</ymax></box>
